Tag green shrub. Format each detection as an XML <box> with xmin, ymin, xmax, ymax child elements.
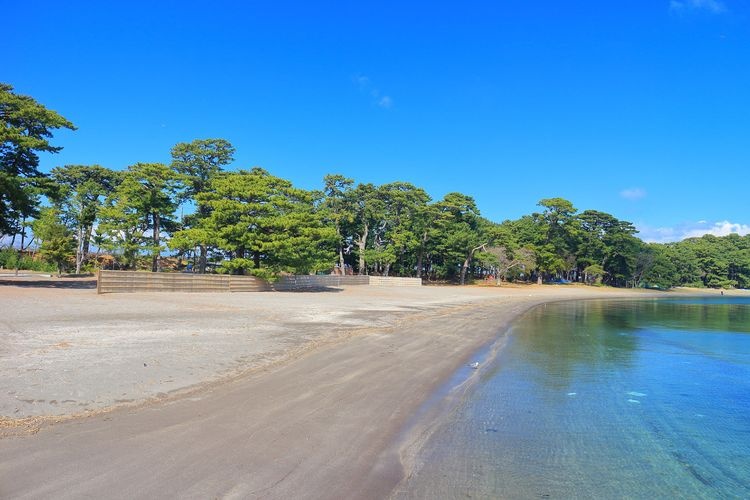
<box><xmin>0</xmin><ymin>248</ymin><xmax>57</xmax><ymax>272</ymax></box>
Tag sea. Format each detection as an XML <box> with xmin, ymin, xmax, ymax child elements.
<box><xmin>395</xmin><ymin>296</ymin><xmax>750</xmax><ymax>499</ymax></box>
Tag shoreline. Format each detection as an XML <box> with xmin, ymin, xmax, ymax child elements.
<box><xmin>385</xmin><ymin>300</ymin><xmax>537</xmax><ymax>498</ymax></box>
<box><xmin>384</xmin><ymin>292</ymin><xmax>694</xmax><ymax>497</ymax></box>
<box><xmin>0</xmin><ymin>283</ymin><xmax>731</xmax><ymax>498</ymax></box>
<box><xmin>387</xmin><ymin>292</ymin><xmax>750</xmax><ymax>499</ymax></box>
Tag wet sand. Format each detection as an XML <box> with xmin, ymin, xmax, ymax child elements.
<box><xmin>0</xmin><ymin>278</ymin><xmax>719</xmax><ymax>498</ymax></box>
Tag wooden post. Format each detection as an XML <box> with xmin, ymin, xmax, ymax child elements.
<box><xmin>97</xmin><ymin>269</ymin><xmax>102</xmax><ymax>294</ymax></box>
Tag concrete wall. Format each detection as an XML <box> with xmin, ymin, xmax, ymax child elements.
<box><xmin>97</xmin><ymin>271</ymin><xmax>270</xmax><ymax>294</ymax></box>
<box><xmin>98</xmin><ymin>271</ymin><xmax>422</xmax><ymax>294</ymax></box>
<box><xmin>274</xmin><ymin>275</ymin><xmax>421</xmax><ymax>290</ymax></box>
<box><xmin>367</xmin><ymin>276</ymin><xmax>422</xmax><ymax>287</ymax></box>
<box><xmin>273</xmin><ymin>275</ymin><xmax>370</xmax><ymax>291</ymax></box>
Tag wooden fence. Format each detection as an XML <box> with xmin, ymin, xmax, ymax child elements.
<box><xmin>97</xmin><ymin>271</ymin><xmax>422</xmax><ymax>294</ymax></box>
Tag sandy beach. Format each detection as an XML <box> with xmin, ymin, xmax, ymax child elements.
<box><xmin>0</xmin><ymin>277</ymin><xmax>725</xmax><ymax>498</ymax></box>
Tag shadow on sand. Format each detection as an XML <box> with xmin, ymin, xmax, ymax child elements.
<box><xmin>0</xmin><ymin>276</ymin><xmax>347</xmax><ymax>293</ymax></box>
<box><xmin>0</xmin><ymin>278</ymin><xmax>97</xmax><ymax>290</ymax></box>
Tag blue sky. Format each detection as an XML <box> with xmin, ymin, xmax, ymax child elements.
<box><xmin>5</xmin><ymin>0</ymin><xmax>749</xmax><ymax>242</ymax></box>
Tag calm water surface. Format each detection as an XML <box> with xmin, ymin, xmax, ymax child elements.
<box><xmin>396</xmin><ymin>297</ymin><xmax>750</xmax><ymax>499</ymax></box>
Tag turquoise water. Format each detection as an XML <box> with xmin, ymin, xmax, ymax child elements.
<box><xmin>396</xmin><ymin>297</ymin><xmax>750</xmax><ymax>499</ymax></box>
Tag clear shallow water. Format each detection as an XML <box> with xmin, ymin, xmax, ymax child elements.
<box><xmin>396</xmin><ymin>297</ymin><xmax>750</xmax><ymax>499</ymax></box>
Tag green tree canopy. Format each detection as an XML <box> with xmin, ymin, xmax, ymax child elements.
<box><xmin>430</xmin><ymin>192</ymin><xmax>488</xmax><ymax>284</ymax></box>
<box><xmin>366</xmin><ymin>182</ymin><xmax>431</xmax><ymax>277</ymax></box>
<box><xmin>1</xmin><ymin>83</ymin><xmax>76</xmax><ymax>235</ymax></box>
<box><xmin>99</xmin><ymin>163</ymin><xmax>181</xmax><ymax>271</ymax></box>
<box><xmin>171</xmin><ymin>138</ymin><xmax>235</xmax><ymax>201</ymax></box>
<box><xmin>175</xmin><ymin>168</ymin><xmax>337</xmax><ymax>277</ymax></box>
<box><xmin>322</xmin><ymin>174</ymin><xmax>355</xmax><ymax>273</ymax></box>
<box><xmin>31</xmin><ymin>207</ymin><xmax>74</xmax><ymax>276</ymax></box>
<box><xmin>170</xmin><ymin>138</ymin><xmax>235</xmax><ymax>272</ymax></box>
<box><xmin>50</xmin><ymin>165</ymin><xmax>121</xmax><ymax>273</ymax></box>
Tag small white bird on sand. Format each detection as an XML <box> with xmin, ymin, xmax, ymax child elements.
<box><xmin>469</xmin><ymin>362</ymin><xmax>480</xmax><ymax>369</ymax></box>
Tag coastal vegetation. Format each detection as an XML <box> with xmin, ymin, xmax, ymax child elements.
<box><xmin>2</xmin><ymin>83</ymin><xmax>749</xmax><ymax>288</ymax></box>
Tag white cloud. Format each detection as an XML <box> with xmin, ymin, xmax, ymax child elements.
<box><xmin>670</xmin><ymin>0</ymin><xmax>727</xmax><ymax>14</ymax></box>
<box><xmin>620</xmin><ymin>187</ymin><xmax>646</xmax><ymax>201</ymax></box>
<box><xmin>377</xmin><ymin>96</ymin><xmax>393</xmax><ymax>109</ymax></box>
<box><xmin>683</xmin><ymin>220</ymin><xmax>750</xmax><ymax>239</ymax></box>
<box><xmin>637</xmin><ymin>220</ymin><xmax>750</xmax><ymax>243</ymax></box>
<box><xmin>352</xmin><ymin>74</ymin><xmax>393</xmax><ymax>110</ymax></box>
<box><xmin>353</xmin><ymin>75</ymin><xmax>370</xmax><ymax>88</ymax></box>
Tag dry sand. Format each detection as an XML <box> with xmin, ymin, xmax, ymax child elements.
<box><xmin>0</xmin><ymin>275</ymin><xmax>723</xmax><ymax>498</ymax></box>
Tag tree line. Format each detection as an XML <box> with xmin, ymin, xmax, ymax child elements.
<box><xmin>2</xmin><ymin>83</ymin><xmax>748</xmax><ymax>288</ymax></box>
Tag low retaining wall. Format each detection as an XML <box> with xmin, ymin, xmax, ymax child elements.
<box><xmin>273</xmin><ymin>275</ymin><xmax>422</xmax><ymax>290</ymax></box>
<box><xmin>368</xmin><ymin>276</ymin><xmax>422</xmax><ymax>287</ymax></box>
<box><xmin>273</xmin><ymin>275</ymin><xmax>370</xmax><ymax>291</ymax></box>
<box><xmin>97</xmin><ymin>271</ymin><xmax>422</xmax><ymax>294</ymax></box>
<box><xmin>97</xmin><ymin>271</ymin><xmax>270</xmax><ymax>294</ymax></box>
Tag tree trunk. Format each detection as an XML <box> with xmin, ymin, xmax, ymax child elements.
<box><xmin>75</xmin><ymin>224</ymin><xmax>84</xmax><ymax>275</ymax></box>
<box><xmin>357</xmin><ymin>223</ymin><xmax>368</xmax><ymax>275</ymax></box>
<box><xmin>151</xmin><ymin>212</ymin><xmax>160</xmax><ymax>272</ymax></box>
<box><xmin>78</xmin><ymin>224</ymin><xmax>94</xmax><ymax>273</ymax></box>
<box><xmin>416</xmin><ymin>230</ymin><xmax>428</xmax><ymax>278</ymax></box>
<box><xmin>336</xmin><ymin>222</ymin><xmax>346</xmax><ymax>273</ymax></box>
<box><xmin>15</xmin><ymin>218</ymin><xmax>25</xmax><ymax>276</ymax></box>
<box><xmin>461</xmin><ymin>244</ymin><xmax>486</xmax><ymax>285</ymax></box>
<box><xmin>198</xmin><ymin>244</ymin><xmax>207</xmax><ymax>274</ymax></box>
<box><xmin>460</xmin><ymin>254</ymin><xmax>471</xmax><ymax>285</ymax></box>
<box><xmin>83</xmin><ymin>225</ymin><xmax>93</xmax><ymax>256</ymax></box>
